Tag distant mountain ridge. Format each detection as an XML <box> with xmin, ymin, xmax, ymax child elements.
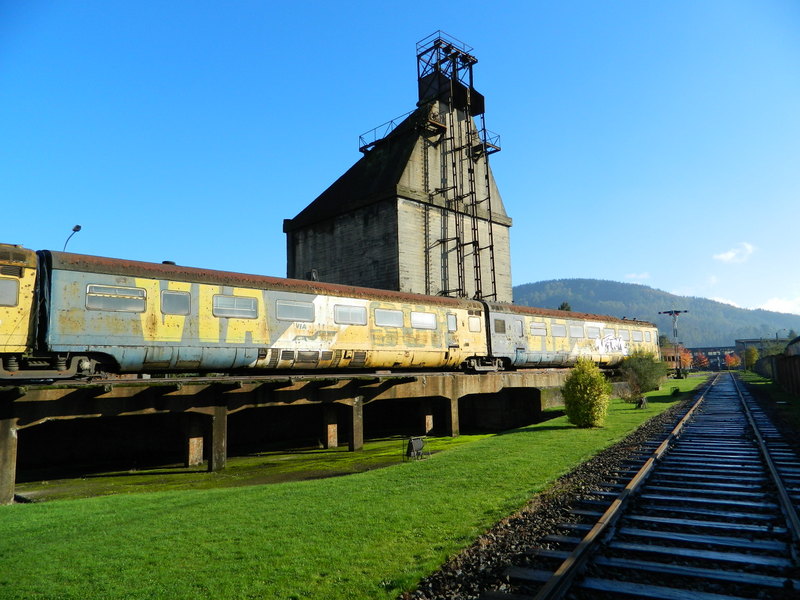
<box><xmin>513</xmin><ymin>279</ymin><xmax>800</xmax><ymax>347</ymax></box>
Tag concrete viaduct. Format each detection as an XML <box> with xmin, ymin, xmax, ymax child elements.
<box><xmin>0</xmin><ymin>369</ymin><xmax>575</xmax><ymax>505</ymax></box>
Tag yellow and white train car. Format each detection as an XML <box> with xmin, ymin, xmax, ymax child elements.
<box><xmin>486</xmin><ymin>302</ymin><xmax>659</xmax><ymax>369</ymax></box>
<box><xmin>1</xmin><ymin>247</ymin><xmax>490</xmax><ymax>378</ymax></box>
<box><xmin>0</xmin><ymin>244</ymin><xmax>659</xmax><ymax>380</ymax></box>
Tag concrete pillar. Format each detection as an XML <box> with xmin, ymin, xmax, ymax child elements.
<box><xmin>348</xmin><ymin>396</ymin><xmax>363</xmax><ymax>452</ymax></box>
<box><xmin>323</xmin><ymin>404</ymin><xmax>338</xmax><ymax>449</ymax></box>
<box><xmin>183</xmin><ymin>413</ymin><xmax>205</xmax><ymax>467</ymax></box>
<box><xmin>421</xmin><ymin>399</ymin><xmax>434</xmax><ymax>436</ymax></box>
<box><xmin>448</xmin><ymin>396</ymin><xmax>460</xmax><ymax>437</ymax></box>
<box><xmin>0</xmin><ymin>417</ymin><xmax>18</xmax><ymax>505</ymax></box>
<box><xmin>208</xmin><ymin>405</ymin><xmax>227</xmax><ymax>472</ymax></box>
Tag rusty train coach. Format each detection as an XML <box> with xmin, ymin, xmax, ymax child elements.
<box><xmin>0</xmin><ymin>244</ymin><xmax>659</xmax><ymax>380</ymax></box>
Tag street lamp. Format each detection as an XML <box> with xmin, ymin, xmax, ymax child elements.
<box><xmin>63</xmin><ymin>225</ymin><xmax>82</xmax><ymax>251</ymax></box>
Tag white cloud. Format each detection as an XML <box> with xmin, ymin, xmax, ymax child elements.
<box><xmin>760</xmin><ymin>297</ymin><xmax>800</xmax><ymax>316</ymax></box>
<box><xmin>625</xmin><ymin>272</ymin><xmax>650</xmax><ymax>280</ymax></box>
<box><xmin>710</xmin><ymin>297</ymin><xmax>742</xmax><ymax>308</ymax></box>
<box><xmin>713</xmin><ymin>242</ymin><xmax>755</xmax><ymax>263</ymax></box>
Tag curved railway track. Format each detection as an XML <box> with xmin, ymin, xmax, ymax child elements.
<box><xmin>486</xmin><ymin>372</ymin><xmax>800</xmax><ymax>600</ymax></box>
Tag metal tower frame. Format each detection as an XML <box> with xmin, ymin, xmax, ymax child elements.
<box><xmin>416</xmin><ymin>31</ymin><xmax>500</xmax><ymax>300</ymax></box>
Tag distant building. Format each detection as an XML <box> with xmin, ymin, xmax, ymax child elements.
<box><xmin>687</xmin><ymin>346</ymin><xmax>737</xmax><ymax>370</ymax></box>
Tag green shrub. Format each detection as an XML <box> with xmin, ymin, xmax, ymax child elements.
<box><xmin>620</xmin><ymin>350</ymin><xmax>669</xmax><ymax>402</ymax></box>
<box><xmin>562</xmin><ymin>357</ymin><xmax>612</xmax><ymax>427</ymax></box>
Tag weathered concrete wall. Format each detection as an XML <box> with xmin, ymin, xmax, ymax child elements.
<box><xmin>287</xmin><ymin>200</ymin><xmax>399</xmax><ymax>288</ymax></box>
<box><xmin>397</xmin><ymin>198</ymin><xmax>512</xmax><ymax>301</ymax></box>
<box><xmin>395</xmin><ymin>102</ymin><xmax>512</xmax><ymax>301</ymax></box>
<box><xmin>400</xmin><ymin>103</ymin><xmax>509</xmax><ymax>223</ymax></box>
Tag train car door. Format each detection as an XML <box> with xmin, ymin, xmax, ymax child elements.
<box><xmin>446</xmin><ymin>313</ymin><xmax>459</xmax><ymax>348</ymax></box>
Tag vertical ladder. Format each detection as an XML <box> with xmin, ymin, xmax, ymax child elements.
<box><xmin>478</xmin><ymin>112</ymin><xmax>498</xmax><ymax>300</ymax></box>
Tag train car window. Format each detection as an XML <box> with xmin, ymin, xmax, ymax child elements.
<box><xmin>603</xmin><ymin>328</ymin><xmax>616</xmax><ymax>338</ymax></box>
<box><xmin>569</xmin><ymin>325</ymin><xmax>585</xmax><ymax>338</ymax></box>
<box><xmin>551</xmin><ymin>324</ymin><xmax>567</xmax><ymax>337</ymax></box>
<box><xmin>494</xmin><ymin>319</ymin><xmax>506</xmax><ymax>334</ymax></box>
<box><xmin>374</xmin><ymin>308</ymin><xmax>403</xmax><ymax>327</ymax></box>
<box><xmin>86</xmin><ymin>284</ymin><xmax>146</xmax><ymax>312</ymax></box>
<box><xmin>468</xmin><ymin>316</ymin><xmax>482</xmax><ymax>332</ymax></box>
<box><xmin>213</xmin><ymin>295</ymin><xmax>258</xmax><ymax>319</ymax></box>
<box><xmin>447</xmin><ymin>313</ymin><xmax>458</xmax><ymax>332</ymax></box>
<box><xmin>161</xmin><ymin>290</ymin><xmax>190</xmax><ymax>315</ymax></box>
<box><xmin>411</xmin><ymin>311</ymin><xmax>437</xmax><ymax>330</ymax></box>
<box><xmin>530</xmin><ymin>322</ymin><xmax>547</xmax><ymax>336</ymax></box>
<box><xmin>515</xmin><ymin>320</ymin><xmax>524</xmax><ymax>337</ymax></box>
<box><xmin>0</xmin><ymin>278</ymin><xmax>18</xmax><ymax>306</ymax></box>
<box><xmin>334</xmin><ymin>304</ymin><xmax>367</xmax><ymax>325</ymax></box>
<box><xmin>645</xmin><ymin>331</ymin><xmax>652</xmax><ymax>342</ymax></box>
<box><xmin>587</xmin><ymin>326</ymin><xmax>601</xmax><ymax>339</ymax></box>
<box><xmin>619</xmin><ymin>329</ymin><xmax>631</xmax><ymax>341</ymax></box>
<box><xmin>632</xmin><ymin>330</ymin><xmax>644</xmax><ymax>342</ymax></box>
<box><xmin>276</xmin><ymin>300</ymin><xmax>314</xmax><ymax>322</ymax></box>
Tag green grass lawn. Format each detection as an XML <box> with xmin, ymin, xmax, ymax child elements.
<box><xmin>0</xmin><ymin>377</ymin><xmax>703</xmax><ymax>600</ymax></box>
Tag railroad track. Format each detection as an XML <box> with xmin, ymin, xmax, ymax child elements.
<box><xmin>485</xmin><ymin>372</ymin><xmax>800</xmax><ymax>599</ymax></box>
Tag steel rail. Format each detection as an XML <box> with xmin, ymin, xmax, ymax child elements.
<box><xmin>730</xmin><ymin>373</ymin><xmax>800</xmax><ymax>564</ymax></box>
<box><xmin>530</xmin><ymin>374</ymin><xmax>719</xmax><ymax>600</ymax></box>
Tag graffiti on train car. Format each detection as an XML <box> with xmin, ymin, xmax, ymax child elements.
<box><xmin>596</xmin><ymin>335</ymin><xmax>627</xmax><ymax>354</ymax></box>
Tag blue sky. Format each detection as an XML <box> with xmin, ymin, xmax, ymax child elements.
<box><xmin>3</xmin><ymin>1</ymin><xmax>799</xmax><ymax>315</ymax></box>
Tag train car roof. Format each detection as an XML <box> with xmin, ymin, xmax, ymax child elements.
<box><xmin>0</xmin><ymin>244</ymin><xmax>37</xmax><ymax>268</ymax></box>
<box><xmin>485</xmin><ymin>301</ymin><xmax>656</xmax><ymax>328</ymax></box>
<box><xmin>42</xmin><ymin>249</ymin><xmax>485</xmax><ymax>308</ymax></box>
<box><xmin>34</xmin><ymin>248</ymin><xmax>657</xmax><ymax>327</ymax></box>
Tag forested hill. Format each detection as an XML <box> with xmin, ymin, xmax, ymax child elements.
<box><xmin>513</xmin><ymin>279</ymin><xmax>800</xmax><ymax>348</ymax></box>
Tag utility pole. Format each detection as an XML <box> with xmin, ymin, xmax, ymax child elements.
<box><xmin>659</xmin><ymin>309</ymin><xmax>688</xmax><ymax>378</ymax></box>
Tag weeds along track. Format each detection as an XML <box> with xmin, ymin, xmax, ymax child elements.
<box><xmin>485</xmin><ymin>373</ymin><xmax>800</xmax><ymax>600</ymax></box>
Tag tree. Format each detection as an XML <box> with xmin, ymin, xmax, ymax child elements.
<box><xmin>679</xmin><ymin>347</ymin><xmax>693</xmax><ymax>370</ymax></box>
<box><xmin>744</xmin><ymin>346</ymin><xmax>759</xmax><ymax>369</ymax></box>
<box><xmin>620</xmin><ymin>350</ymin><xmax>668</xmax><ymax>402</ymax></box>
<box><xmin>762</xmin><ymin>341</ymin><xmax>786</xmax><ymax>357</ymax></box>
<box><xmin>789</xmin><ymin>329</ymin><xmax>798</xmax><ymax>340</ymax></box>
<box><xmin>561</xmin><ymin>357</ymin><xmax>612</xmax><ymax>427</ymax></box>
<box><xmin>558</xmin><ymin>301</ymin><xmax>572</xmax><ymax>311</ymax></box>
<box><xmin>693</xmin><ymin>352</ymin><xmax>709</xmax><ymax>369</ymax></box>
<box><xmin>724</xmin><ymin>353</ymin><xmax>741</xmax><ymax>369</ymax></box>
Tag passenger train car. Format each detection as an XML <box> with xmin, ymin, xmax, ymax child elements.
<box><xmin>0</xmin><ymin>244</ymin><xmax>659</xmax><ymax>380</ymax></box>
